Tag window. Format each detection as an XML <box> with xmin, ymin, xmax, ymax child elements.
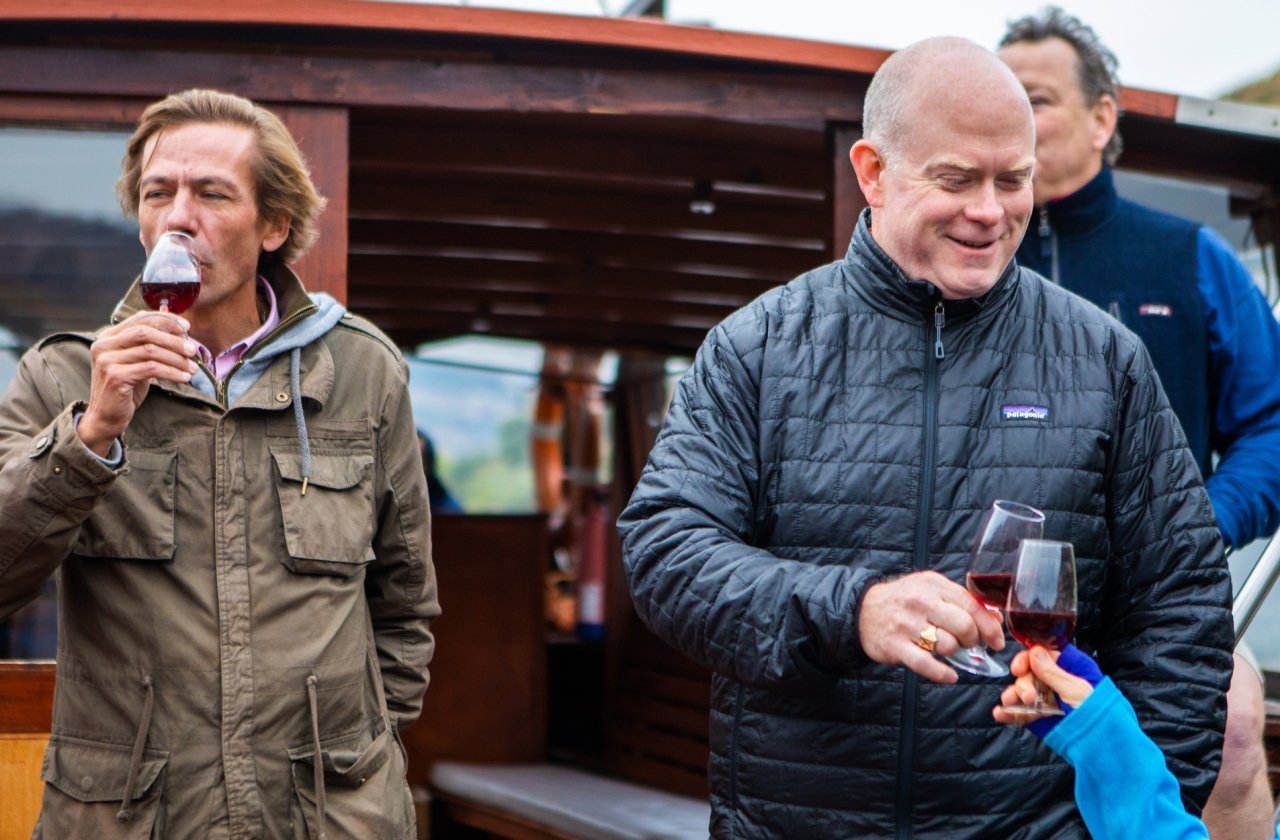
<box><xmin>0</xmin><ymin>126</ymin><xmax>135</xmax><ymax>658</ymax></box>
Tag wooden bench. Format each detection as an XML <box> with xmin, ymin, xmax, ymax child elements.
<box><xmin>420</xmin><ymin>515</ymin><xmax>712</xmax><ymax>839</ymax></box>
<box><xmin>0</xmin><ymin>661</ymin><xmax>54</xmax><ymax>840</ymax></box>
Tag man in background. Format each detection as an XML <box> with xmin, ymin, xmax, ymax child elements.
<box><xmin>1000</xmin><ymin>9</ymin><xmax>1280</xmax><ymax>836</ymax></box>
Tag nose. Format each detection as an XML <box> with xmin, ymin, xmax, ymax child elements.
<box><xmin>163</xmin><ymin>188</ymin><xmax>198</xmax><ymax>235</ymax></box>
<box><xmin>965</xmin><ymin>182</ymin><xmax>1004</xmax><ymax>227</ymax></box>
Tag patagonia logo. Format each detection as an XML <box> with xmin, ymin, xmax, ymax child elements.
<box><xmin>1138</xmin><ymin>303</ymin><xmax>1173</xmax><ymax>317</ymax></box>
<box><xmin>1002</xmin><ymin>405</ymin><xmax>1049</xmax><ymax>421</ymax></box>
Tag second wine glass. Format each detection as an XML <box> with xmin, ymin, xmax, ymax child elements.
<box><xmin>1003</xmin><ymin>538</ymin><xmax>1077</xmax><ymax>715</ymax></box>
<box><xmin>942</xmin><ymin>499</ymin><xmax>1045</xmax><ymax>677</ymax></box>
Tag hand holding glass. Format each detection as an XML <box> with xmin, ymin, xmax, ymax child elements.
<box><xmin>1002</xmin><ymin>539</ymin><xmax>1077</xmax><ymax>715</ymax></box>
<box><xmin>942</xmin><ymin>500</ymin><xmax>1045</xmax><ymax>677</ymax></box>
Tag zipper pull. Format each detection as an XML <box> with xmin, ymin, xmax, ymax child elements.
<box><xmin>1038</xmin><ymin>207</ymin><xmax>1052</xmax><ymax>260</ymax></box>
<box><xmin>933</xmin><ymin>302</ymin><xmax>945</xmax><ymax>360</ymax></box>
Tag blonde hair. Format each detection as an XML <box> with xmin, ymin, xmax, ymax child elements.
<box><xmin>117</xmin><ymin>89</ymin><xmax>326</xmax><ymax>266</ymax></box>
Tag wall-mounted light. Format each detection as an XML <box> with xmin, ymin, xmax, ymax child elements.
<box><xmin>689</xmin><ymin>179</ymin><xmax>716</xmax><ymax>215</ymax></box>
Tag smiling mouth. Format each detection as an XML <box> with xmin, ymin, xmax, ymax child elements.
<box><xmin>950</xmin><ymin>236</ymin><xmax>995</xmax><ymax>249</ymax></box>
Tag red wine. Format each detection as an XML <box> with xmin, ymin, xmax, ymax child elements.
<box><xmin>141</xmin><ymin>281</ymin><xmax>200</xmax><ymax>314</ymax></box>
<box><xmin>1007</xmin><ymin>608</ymin><xmax>1075</xmax><ymax>650</ymax></box>
<box><xmin>966</xmin><ymin>572</ymin><xmax>1012</xmax><ymax>608</ymax></box>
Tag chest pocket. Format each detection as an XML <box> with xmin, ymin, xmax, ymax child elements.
<box><xmin>72</xmin><ymin>448</ymin><xmax>177</xmax><ymax>562</ymax></box>
<box><xmin>272</xmin><ymin>449</ymin><xmax>377</xmax><ymax>577</ymax></box>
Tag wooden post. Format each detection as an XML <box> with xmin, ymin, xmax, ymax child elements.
<box><xmin>829</xmin><ymin>123</ymin><xmax>866</xmax><ymax>260</ymax></box>
<box><xmin>274</xmin><ymin>104</ymin><xmax>349</xmax><ymax>304</ymax></box>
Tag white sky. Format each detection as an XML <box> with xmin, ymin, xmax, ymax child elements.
<box><xmin>445</xmin><ymin>0</ymin><xmax>1280</xmax><ymax>99</ymax></box>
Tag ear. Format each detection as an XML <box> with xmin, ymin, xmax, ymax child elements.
<box><xmin>850</xmin><ymin>139</ymin><xmax>888</xmax><ymax>207</ymax></box>
<box><xmin>261</xmin><ymin>214</ymin><xmax>291</xmax><ymax>255</ymax></box>
<box><xmin>1090</xmin><ymin>94</ymin><xmax>1118</xmax><ymax>154</ymax></box>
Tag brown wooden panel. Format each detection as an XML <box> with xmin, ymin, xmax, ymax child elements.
<box><xmin>0</xmin><ymin>93</ymin><xmax>147</xmax><ymax>127</ymax></box>
<box><xmin>613</xmin><ymin>695</ymin><xmax>709</xmax><ymax>738</ymax></box>
<box><xmin>829</xmin><ymin>122</ymin><xmax>866</xmax><ymax>260</ymax></box>
<box><xmin>351</xmin><ymin>175</ymin><xmax>825</xmax><ymax>243</ymax></box>
<box><xmin>400</xmin><ymin>515</ymin><xmax>550</xmax><ymax>788</ymax></box>
<box><xmin>349</xmin><ymin>219</ymin><xmax>824</xmax><ymax>273</ymax></box>
<box><xmin>0</xmin><ymin>1</ymin><xmax>892</xmax><ymax>77</ymax></box>
<box><xmin>350</xmin><ymin>118</ymin><xmax>830</xmax><ymax>192</ymax></box>
<box><xmin>0</xmin><ymin>662</ymin><xmax>55</xmax><ymax>734</ymax></box>
<box><xmin>606</xmin><ymin>753</ymin><xmax>709</xmax><ymax>801</ymax></box>
<box><xmin>275</xmin><ymin>104</ymin><xmax>349</xmax><ymax>303</ymax></box>
<box><xmin>610</xmin><ymin>724</ymin><xmax>709</xmax><ymax>770</ymax></box>
<box><xmin>0</xmin><ymin>46</ymin><xmax>862</xmax><ymax>124</ymax></box>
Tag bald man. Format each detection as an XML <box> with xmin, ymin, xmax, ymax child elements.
<box><xmin>619</xmin><ymin>37</ymin><xmax>1232</xmax><ymax>838</ymax></box>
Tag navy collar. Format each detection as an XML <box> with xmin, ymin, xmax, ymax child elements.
<box><xmin>1039</xmin><ymin>165</ymin><xmax>1120</xmax><ymax>237</ymax></box>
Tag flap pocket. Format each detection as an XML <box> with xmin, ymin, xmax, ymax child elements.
<box><xmin>72</xmin><ymin>448</ymin><xmax>177</xmax><ymax>561</ymax></box>
<box><xmin>272</xmin><ymin>449</ymin><xmax>376</xmax><ymax>573</ymax></box>
<box><xmin>273</xmin><ymin>450</ymin><xmax>372</xmax><ymax>491</ymax></box>
<box><xmin>288</xmin><ymin>724</ymin><xmax>392</xmax><ymax>790</ymax></box>
<box><xmin>42</xmin><ymin>736</ymin><xmax>169</xmax><ymax>802</ymax></box>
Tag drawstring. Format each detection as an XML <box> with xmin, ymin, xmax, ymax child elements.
<box><xmin>306</xmin><ymin>674</ymin><xmax>327</xmax><ymax>840</ymax></box>
<box><xmin>116</xmin><ymin>675</ymin><xmax>155</xmax><ymax>825</ymax></box>
<box><xmin>290</xmin><ymin>348</ymin><xmax>312</xmax><ymax>496</ymax></box>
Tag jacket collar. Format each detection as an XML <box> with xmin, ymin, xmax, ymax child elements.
<box><xmin>842</xmin><ymin>207</ymin><xmax>1019</xmax><ymax>323</ymax></box>
<box><xmin>1038</xmin><ymin>165</ymin><xmax>1119</xmax><ymax>237</ymax></box>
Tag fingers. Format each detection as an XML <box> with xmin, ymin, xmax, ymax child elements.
<box><xmin>1026</xmin><ymin>646</ymin><xmax>1094</xmax><ymax>707</ymax></box>
<box><xmin>81</xmin><ymin>315</ymin><xmax>199</xmax><ymax>450</ymax></box>
<box><xmin>857</xmin><ymin>571</ymin><xmax>981</xmax><ymax>683</ymax></box>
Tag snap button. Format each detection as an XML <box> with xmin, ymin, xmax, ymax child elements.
<box><xmin>81</xmin><ymin>775</ymin><xmax>93</xmax><ymax>789</ymax></box>
<box><xmin>28</xmin><ymin>435</ymin><xmax>53</xmax><ymax>458</ymax></box>
<box><xmin>276</xmin><ymin>392</ymin><xmax>289</xmax><ymax>403</ymax></box>
<box><xmin>53</xmin><ymin>465</ymin><xmax>63</xmax><ymax>475</ymax></box>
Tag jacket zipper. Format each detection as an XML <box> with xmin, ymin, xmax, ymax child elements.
<box><xmin>896</xmin><ymin>299</ymin><xmax>945</xmax><ymax>840</ymax></box>
<box><xmin>1038</xmin><ymin>207</ymin><xmax>1060</xmax><ymax>284</ymax></box>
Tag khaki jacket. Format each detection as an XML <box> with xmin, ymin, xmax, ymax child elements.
<box><xmin>0</xmin><ymin>267</ymin><xmax>439</xmax><ymax>839</ymax></box>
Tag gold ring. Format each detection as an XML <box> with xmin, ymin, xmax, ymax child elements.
<box><xmin>917</xmin><ymin>624</ymin><xmax>939</xmax><ymax>653</ymax></box>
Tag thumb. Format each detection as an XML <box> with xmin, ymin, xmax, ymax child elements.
<box><xmin>1028</xmin><ymin>646</ymin><xmax>1093</xmax><ymax>709</ymax></box>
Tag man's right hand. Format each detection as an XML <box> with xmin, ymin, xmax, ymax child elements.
<box><xmin>858</xmin><ymin>571</ymin><xmax>1005</xmax><ymax>684</ymax></box>
<box><xmin>78</xmin><ymin>312</ymin><xmax>197</xmax><ymax>456</ymax></box>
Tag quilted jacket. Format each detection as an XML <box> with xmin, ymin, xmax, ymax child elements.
<box><xmin>618</xmin><ymin>211</ymin><xmax>1233</xmax><ymax>839</ymax></box>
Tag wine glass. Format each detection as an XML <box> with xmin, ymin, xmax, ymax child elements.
<box><xmin>942</xmin><ymin>500</ymin><xmax>1045</xmax><ymax>677</ymax></box>
<box><xmin>141</xmin><ymin>231</ymin><xmax>201</xmax><ymax>315</ymax></box>
<box><xmin>1003</xmin><ymin>539</ymin><xmax>1077</xmax><ymax>715</ymax></box>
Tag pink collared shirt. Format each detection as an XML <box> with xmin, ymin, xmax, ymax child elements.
<box><xmin>193</xmin><ymin>277</ymin><xmax>280</xmax><ymax>381</ymax></box>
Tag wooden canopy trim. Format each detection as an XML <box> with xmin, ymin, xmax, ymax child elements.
<box><xmin>6</xmin><ymin>0</ymin><xmax>892</xmax><ymax>77</ymax></box>
<box><xmin>1</xmin><ymin>0</ymin><xmax>1188</xmax><ymax>126</ymax></box>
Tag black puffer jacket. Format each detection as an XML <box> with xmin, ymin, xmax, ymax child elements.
<box><xmin>618</xmin><ymin>212</ymin><xmax>1233</xmax><ymax>839</ymax></box>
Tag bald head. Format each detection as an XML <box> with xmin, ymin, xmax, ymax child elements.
<box><xmin>863</xmin><ymin>36</ymin><xmax>1033</xmax><ymax>164</ymax></box>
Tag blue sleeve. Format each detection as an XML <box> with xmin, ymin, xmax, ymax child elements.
<box><xmin>1196</xmin><ymin>226</ymin><xmax>1280</xmax><ymax>548</ymax></box>
<box><xmin>1043</xmin><ymin>678</ymin><xmax>1209</xmax><ymax>840</ymax></box>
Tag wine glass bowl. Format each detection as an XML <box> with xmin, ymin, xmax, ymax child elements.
<box><xmin>942</xmin><ymin>500</ymin><xmax>1045</xmax><ymax>677</ymax></box>
<box><xmin>141</xmin><ymin>231</ymin><xmax>201</xmax><ymax>314</ymax></box>
<box><xmin>1003</xmin><ymin>538</ymin><xmax>1077</xmax><ymax>715</ymax></box>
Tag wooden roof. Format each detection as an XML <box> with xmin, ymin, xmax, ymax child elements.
<box><xmin>2</xmin><ymin>1</ymin><xmax>1278</xmax><ymax>354</ymax></box>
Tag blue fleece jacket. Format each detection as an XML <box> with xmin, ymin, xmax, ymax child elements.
<box><xmin>1044</xmin><ymin>677</ymin><xmax>1209</xmax><ymax>840</ymax></box>
<box><xmin>1017</xmin><ymin>166</ymin><xmax>1280</xmax><ymax>548</ymax></box>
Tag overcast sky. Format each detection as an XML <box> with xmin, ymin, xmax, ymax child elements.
<box><xmin>447</xmin><ymin>0</ymin><xmax>1280</xmax><ymax>99</ymax></box>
